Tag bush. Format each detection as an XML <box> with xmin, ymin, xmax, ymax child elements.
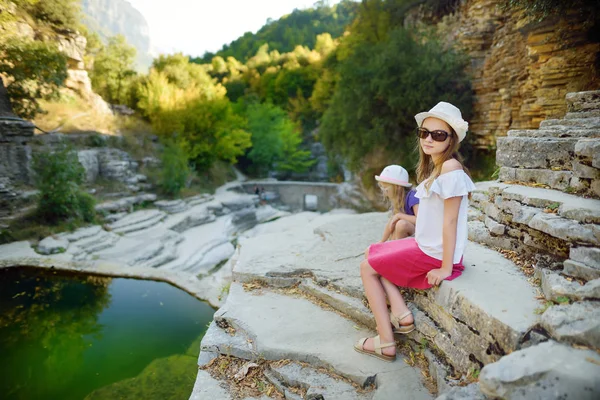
<box><xmin>32</xmin><ymin>146</ymin><xmax>96</xmax><ymax>223</ymax></box>
<box><xmin>159</xmin><ymin>139</ymin><xmax>190</xmax><ymax>197</ymax></box>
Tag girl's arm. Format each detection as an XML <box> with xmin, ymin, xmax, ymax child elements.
<box><xmin>396</xmin><ymin>203</ymin><xmax>418</xmax><ymax>225</ymax></box>
<box><xmin>427</xmin><ymin>195</ymin><xmax>461</xmax><ymax>286</ymax></box>
<box><xmin>379</xmin><ymin>217</ymin><xmax>395</xmax><ymax>242</ymax></box>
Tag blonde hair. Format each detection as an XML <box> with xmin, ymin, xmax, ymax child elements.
<box><xmin>379</xmin><ymin>182</ymin><xmax>408</xmax><ymax>214</ymax></box>
<box><xmin>415</xmin><ymin>120</ymin><xmax>470</xmax><ymax>191</ymax></box>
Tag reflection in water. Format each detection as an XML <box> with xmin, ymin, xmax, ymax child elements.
<box><xmin>0</xmin><ymin>267</ymin><xmax>214</xmax><ymax>400</ymax></box>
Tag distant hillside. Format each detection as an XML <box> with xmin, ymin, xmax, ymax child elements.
<box><xmin>80</xmin><ymin>0</ymin><xmax>152</xmax><ymax>70</ymax></box>
<box><xmin>195</xmin><ymin>0</ymin><xmax>359</xmax><ymax>63</ymax></box>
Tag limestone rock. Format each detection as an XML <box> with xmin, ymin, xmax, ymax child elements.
<box><xmin>36</xmin><ymin>236</ymin><xmax>69</xmax><ymax>255</ymax></box>
<box><xmin>484</xmin><ymin>216</ymin><xmax>505</xmax><ymax>235</ymax></box>
<box><xmin>541</xmin><ymin>302</ymin><xmax>600</xmax><ymax>349</ymax></box>
<box><xmin>267</xmin><ymin>362</ymin><xmax>371</xmax><ymax>400</ymax></box>
<box><xmin>189</xmin><ymin>370</ymin><xmax>231</xmax><ymax>400</ymax></box>
<box><xmin>78</xmin><ymin>149</ymin><xmax>99</xmax><ymax>182</ymax></box>
<box><xmin>479</xmin><ymin>341</ymin><xmax>600</xmax><ymax>400</ymax></box>
<box><xmin>539</xmin><ymin>268</ymin><xmax>600</xmax><ymax>301</ymax></box>
<box><xmin>528</xmin><ymin>213</ymin><xmax>597</xmax><ymax>244</ymax></box>
<box><xmin>435</xmin><ymin>384</ymin><xmax>485</xmax><ymax>400</ymax></box>
<box><xmin>570</xmin><ymin>246</ymin><xmax>600</xmax><ymax>269</ymax></box>
<box><xmin>563</xmin><ymin>259</ymin><xmax>600</xmax><ymax>281</ymax></box>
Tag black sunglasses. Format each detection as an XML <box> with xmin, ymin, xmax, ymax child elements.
<box><xmin>416</xmin><ymin>127</ymin><xmax>450</xmax><ymax>142</ymax></box>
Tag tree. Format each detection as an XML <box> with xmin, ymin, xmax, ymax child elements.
<box><xmin>90</xmin><ymin>35</ymin><xmax>137</xmax><ymax>105</ymax></box>
<box><xmin>319</xmin><ymin>26</ymin><xmax>472</xmax><ymax>169</ymax></box>
<box><xmin>151</xmin><ymin>98</ymin><xmax>251</xmax><ymax>171</ymax></box>
<box><xmin>20</xmin><ymin>0</ymin><xmax>81</xmax><ymax>30</ymax></box>
<box><xmin>244</xmin><ymin>102</ymin><xmax>314</xmax><ymax>175</ymax></box>
<box><xmin>0</xmin><ymin>38</ymin><xmax>67</xmax><ymax>119</ymax></box>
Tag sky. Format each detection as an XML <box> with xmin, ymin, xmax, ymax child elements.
<box><xmin>126</xmin><ymin>0</ymin><xmax>343</xmax><ymax>57</ymax></box>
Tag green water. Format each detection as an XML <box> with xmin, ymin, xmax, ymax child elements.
<box><xmin>0</xmin><ymin>267</ymin><xmax>215</xmax><ymax>400</ymax></box>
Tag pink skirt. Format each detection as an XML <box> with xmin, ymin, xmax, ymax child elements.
<box><xmin>367</xmin><ymin>237</ymin><xmax>464</xmax><ymax>289</ymax></box>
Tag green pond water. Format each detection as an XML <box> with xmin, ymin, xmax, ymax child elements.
<box><xmin>0</xmin><ymin>267</ymin><xmax>215</xmax><ymax>400</ymax></box>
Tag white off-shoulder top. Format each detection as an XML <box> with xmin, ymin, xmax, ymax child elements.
<box><xmin>414</xmin><ymin>169</ymin><xmax>476</xmax><ymax>264</ymax></box>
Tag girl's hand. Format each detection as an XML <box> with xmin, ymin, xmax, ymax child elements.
<box><xmin>426</xmin><ymin>268</ymin><xmax>452</xmax><ymax>286</ymax></box>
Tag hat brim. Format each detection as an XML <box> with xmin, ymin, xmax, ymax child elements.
<box><xmin>415</xmin><ymin>111</ymin><xmax>467</xmax><ymax>142</ymax></box>
<box><xmin>375</xmin><ymin>175</ymin><xmax>412</xmax><ymax>187</ymax></box>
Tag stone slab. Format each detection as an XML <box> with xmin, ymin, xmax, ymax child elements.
<box><xmin>36</xmin><ymin>236</ymin><xmax>69</xmax><ymax>255</ymax></box>
<box><xmin>269</xmin><ymin>361</ymin><xmax>371</xmax><ymax>400</ymax></box>
<box><xmin>563</xmin><ymin>259</ymin><xmax>600</xmax><ymax>281</ymax></box>
<box><xmin>214</xmin><ymin>283</ymin><xmax>432</xmax><ymax>399</ymax></box>
<box><xmin>479</xmin><ymin>340</ymin><xmax>600</xmax><ymax>400</ymax></box>
<box><xmin>541</xmin><ymin>302</ymin><xmax>600</xmax><ymax>349</ymax></box>
<box><xmin>189</xmin><ymin>370</ymin><xmax>232</xmax><ymax>400</ymax></box>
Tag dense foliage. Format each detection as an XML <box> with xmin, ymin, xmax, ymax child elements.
<box><xmin>193</xmin><ymin>0</ymin><xmax>358</xmax><ymax>63</ymax></box>
<box><xmin>159</xmin><ymin>139</ymin><xmax>191</xmax><ymax>196</ymax></box>
<box><xmin>0</xmin><ymin>39</ymin><xmax>67</xmax><ymax>118</ymax></box>
<box><xmin>32</xmin><ymin>146</ymin><xmax>96</xmax><ymax>223</ymax></box>
<box><xmin>89</xmin><ymin>35</ymin><xmax>137</xmax><ymax>105</ymax></box>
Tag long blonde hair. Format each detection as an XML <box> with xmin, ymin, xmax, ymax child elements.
<box><xmin>379</xmin><ymin>182</ymin><xmax>408</xmax><ymax>214</ymax></box>
<box><xmin>415</xmin><ymin>123</ymin><xmax>470</xmax><ymax>191</ymax></box>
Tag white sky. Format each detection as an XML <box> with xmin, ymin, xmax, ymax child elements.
<box><xmin>126</xmin><ymin>0</ymin><xmax>343</xmax><ymax>57</ymax></box>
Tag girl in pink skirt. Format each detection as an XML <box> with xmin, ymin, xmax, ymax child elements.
<box><xmin>354</xmin><ymin>102</ymin><xmax>476</xmax><ymax>362</ymax></box>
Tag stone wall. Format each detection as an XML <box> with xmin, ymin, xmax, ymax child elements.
<box><xmin>415</xmin><ymin>0</ymin><xmax>600</xmax><ymax>148</ymax></box>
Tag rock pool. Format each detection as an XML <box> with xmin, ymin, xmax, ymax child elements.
<box><xmin>0</xmin><ymin>267</ymin><xmax>214</xmax><ymax>400</ymax></box>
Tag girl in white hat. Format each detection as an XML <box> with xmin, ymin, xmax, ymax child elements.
<box><xmin>374</xmin><ymin>165</ymin><xmax>419</xmax><ymax>242</ymax></box>
<box><xmin>355</xmin><ymin>102</ymin><xmax>476</xmax><ymax>362</ymax></box>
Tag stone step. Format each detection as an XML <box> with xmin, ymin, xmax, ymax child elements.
<box><xmin>539</xmin><ymin>117</ymin><xmax>600</xmax><ymax>129</ymax></box>
<box><xmin>159</xmin><ymin>218</ymin><xmax>233</xmax><ymax>275</ymax></box>
<box><xmin>479</xmin><ymin>341</ymin><xmax>600</xmax><ymax>399</ymax></box>
<box><xmin>496</xmin><ymin>136</ymin><xmax>578</xmax><ymax>169</ymax></box>
<box><xmin>107</xmin><ymin>209</ymin><xmax>167</xmax><ymax>234</ymax></box>
<box><xmin>564</xmin><ymin>246</ymin><xmax>600</xmax><ymax>281</ymax></box>
<box><xmin>537</xmin><ymin>268</ymin><xmax>600</xmax><ymax>302</ymax></box>
<box><xmin>469</xmin><ymin>182</ymin><xmax>600</xmax><ymax>258</ymax></box>
<box><xmin>565</xmin><ymin>110</ymin><xmax>600</xmax><ymax>119</ymax></box>
<box><xmin>95</xmin><ymin>193</ymin><xmax>156</xmax><ymax>213</ymax></box>
<box><xmin>185</xmin><ymin>193</ymin><xmax>213</xmax><ymax>207</ymax></box>
<box><xmin>231</xmin><ymin>211</ymin><xmax>541</xmax><ymax>375</ymax></box>
<box><xmin>566</xmin><ymin>90</ymin><xmax>600</xmax><ymax>113</ymax></box>
<box><xmin>154</xmin><ymin>199</ymin><xmax>189</xmax><ymax>214</ymax></box>
<box><xmin>473</xmin><ymin>181</ymin><xmax>600</xmax><ymax>225</ymax></box>
<box><xmin>507</xmin><ymin>127</ymin><xmax>599</xmax><ymax>138</ymax></box>
<box><xmin>265</xmin><ymin>361</ymin><xmax>371</xmax><ymax>400</ymax></box>
<box><xmin>93</xmin><ymin>229</ymin><xmax>181</xmax><ymax>266</ymax></box>
<box><xmin>498</xmin><ymin>167</ymin><xmax>573</xmax><ymax>191</ymax></box>
<box><xmin>205</xmin><ymin>283</ymin><xmax>433</xmax><ymax>399</ymax></box>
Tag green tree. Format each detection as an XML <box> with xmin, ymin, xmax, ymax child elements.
<box><xmin>20</xmin><ymin>0</ymin><xmax>81</xmax><ymax>30</ymax></box>
<box><xmin>90</xmin><ymin>35</ymin><xmax>137</xmax><ymax>105</ymax></box>
<box><xmin>0</xmin><ymin>38</ymin><xmax>67</xmax><ymax>119</ymax></box>
<box><xmin>159</xmin><ymin>139</ymin><xmax>190</xmax><ymax>196</ymax></box>
<box><xmin>320</xmin><ymin>25</ymin><xmax>472</xmax><ymax>169</ymax></box>
<box><xmin>244</xmin><ymin>102</ymin><xmax>314</xmax><ymax>175</ymax></box>
<box><xmin>152</xmin><ymin>98</ymin><xmax>251</xmax><ymax>171</ymax></box>
<box><xmin>32</xmin><ymin>145</ymin><xmax>96</xmax><ymax>223</ymax></box>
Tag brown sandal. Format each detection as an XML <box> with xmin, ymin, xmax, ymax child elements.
<box><xmin>390</xmin><ymin>311</ymin><xmax>415</xmax><ymax>334</ymax></box>
<box><xmin>354</xmin><ymin>335</ymin><xmax>396</xmax><ymax>362</ymax></box>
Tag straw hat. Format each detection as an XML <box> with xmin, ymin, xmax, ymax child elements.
<box><xmin>414</xmin><ymin>101</ymin><xmax>469</xmax><ymax>142</ymax></box>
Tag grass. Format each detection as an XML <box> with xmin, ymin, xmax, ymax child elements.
<box><xmin>0</xmin><ymin>209</ymin><xmax>103</xmax><ymax>244</ymax></box>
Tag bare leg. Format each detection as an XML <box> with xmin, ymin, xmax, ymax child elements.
<box><xmin>391</xmin><ymin>220</ymin><xmax>415</xmax><ymax>240</ymax></box>
<box><xmin>380</xmin><ymin>277</ymin><xmax>414</xmax><ymax>325</ymax></box>
<box><xmin>359</xmin><ymin>259</ymin><xmax>396</xmax><ymax>356</ymax></box>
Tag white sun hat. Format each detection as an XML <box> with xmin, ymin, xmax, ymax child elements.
<box><xmin>414</xmin><ymin>101</ymin><xmax>469</xmax><ymax>142</ymax></box>
<box><xmin>375</xmin><ymin>165</ymin><xmax>412</xmax><ymax>187</ymax></box>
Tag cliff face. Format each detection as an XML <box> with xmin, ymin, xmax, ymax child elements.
<box><xmin>81</xmin><ymin>0</ymin><xmax>152</xmax><ymax>70</ymax></box>
<box><xmin>416</xmin><ymin>0</ymin><xmax>600</xmax><ymax>148</ymax></box>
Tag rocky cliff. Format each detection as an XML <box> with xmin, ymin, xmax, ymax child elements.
<box><xmin>411</xmin><ymin>0</ymin><xmax>600</xmax><ymax>148</ymax></box>
<box><xmin>81</xmin><ymin>0</ymin><xmax>152</xmax><ymax>70</ymax></box>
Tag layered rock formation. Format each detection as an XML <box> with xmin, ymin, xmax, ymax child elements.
<box><xmin>414</xmin><ymin>0</ymin><xmax>600</xmax><ymax>148</ymax></box>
